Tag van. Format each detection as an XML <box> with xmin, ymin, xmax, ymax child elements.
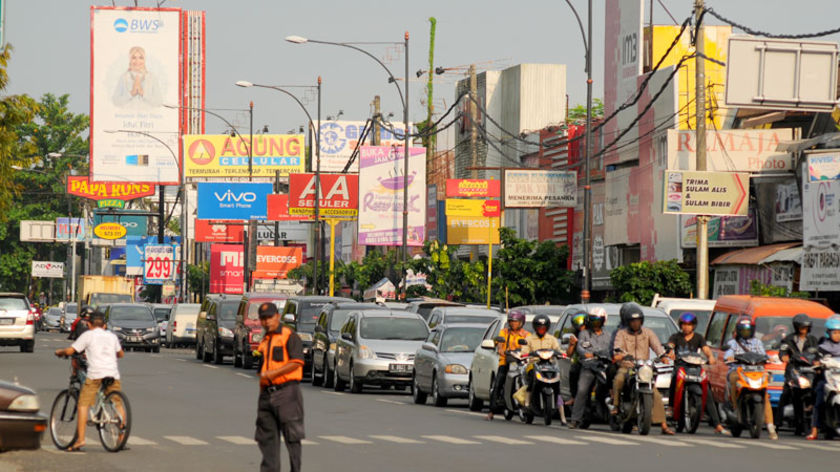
<box><xmin>702</xmin><ymin>295</ymin><xmax>835</xmax><ymax>407</ymax></box>
<box><xmin>166</xmin><ymin>303</ymin><xmax>200</xmax><ymax>348</ymax></box>
<box><xmin>651</xmin><ymin>296</ymin><xmax>716</xmax><ymax>334</ymax></box>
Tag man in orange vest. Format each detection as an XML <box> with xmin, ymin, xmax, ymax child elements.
<box><xmin>254</xmin><ymin>302</ymin><xmax>305</xmax><ymax>472</ymax></box>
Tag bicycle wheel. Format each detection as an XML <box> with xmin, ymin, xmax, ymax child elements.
<box><xmin>49</xmin><ymin>389</ymin><xmax>78</xmax><ymax>450</ymax></box>
<box><xmin>98</xmin><ymin>391</ymin><xmax>131</xmax><ymax>452</ymax></box>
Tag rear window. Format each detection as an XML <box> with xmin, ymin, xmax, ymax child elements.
<box><xmin>439</xmin><ymin>327</ymin><xmax>485</xmax><ymax>352</ymax></box>
<box><xmin>109</xmin><ymin>306</ymin><xmax>154</xmax><ymax>322</ymax></box>
<box><xmin>0</xmin><ymin>297</ymin><xmax>28</xmax><ymax>311</ymax></box>
<box><xmin>153</xmin><ymin>308</ymin><xmax>171</xmax><ymax>322</ymax></box>
<box><xmin>755</xmin><ymin>316</ymin><xmax>827</xmax><ymax>351</ymax></box>
<box><xmin>91</xmin><ymin>294</ymin><xmax>132</xmax><ymax>305</ymax></box>
<box><xmin>219</xmin><ymin>301</ymin><xmax>239</xmax><ymax>321</ymax></box>
<box><xmin>360</xmin><ymin>317</ymin><xmax>428</xmax><ymax>340</ymax></box>
<box><xmin>443</xmin><ymin>315</ymin><xmax>496</xmax><ymax>325</ymax></box>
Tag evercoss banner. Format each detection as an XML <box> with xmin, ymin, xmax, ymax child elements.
<box><xmin>252</xmin><ymin>246</ymin><xmax>303</xmax><ymax>279</ymax></box>
<box><xmin>197</xmin><ymin>183</ymin><xmax>271</xmax><ymax>220</ymax></box>
<box><xmin>184</xmin><ymin>134</ymin><xmax>305</xmax><ymax>179</ymax></box>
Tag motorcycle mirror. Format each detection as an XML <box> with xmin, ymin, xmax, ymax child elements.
<box><xmin>518</xmin><ymin>338</ymin><xmax>528</xmax><ymax>346</ymax></box>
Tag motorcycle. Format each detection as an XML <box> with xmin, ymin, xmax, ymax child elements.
<box><xmin>672</xmin><ymin>349</ymin><xmax>709</xmax><ymax>434</ymax></box>
<box><xmin>499</xmin><ymin>340</ymin><xmax>529</xmax><ymax>422</ymax></box>
<box><xmin>722</xmin><ymin>351</ymin><xmax>769</xmax><ymax>439</ymax></box>
<box><xmin>610</xmin><ymin>352</ymin><xmax>661</xmax><ymax>436</ymax></box>
<box><xmin>783</xmin><ymin>349</ymin><xmax>818</xmax><ymax>435</ymax></box>
<box><xmin>817</xmin><ymin>355</ymin><xmax>840</xmax><ymax>439</ymax></box>
<box><xmin>577</xmin><ymin>351</ymin><xmax>613</xmax><ymax>429</ymax></box>
<box><xmin>518</xmin><ymin>349</ymin><xmax>563</xmax><ymax>426</ymax></box>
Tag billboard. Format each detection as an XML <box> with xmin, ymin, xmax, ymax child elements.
<box><xmin>67</xmin><ymin>176</ymin><xmax>156</xmax><ymax>201</ymax></box>
<box><xmin>91</xmin><ymin>7</ymin><xmax>182</xmax><ymax>184</ymax></box>
<box><xmin>447</xmin><ymin>216</ymin><xmax>500</xmax><ymax>245</ymax></box>
<box><xmin>31</xmin><ymin>261</ymin><xmax>65</xmax><ymax>278</ymax></box>
<box><xmin>807</xmin><ymin>152</ymin><xmax>840</xmax><ymax>181</ymax></box>
<box><xmin>194</xmin><ymin>219</ymin><xmax>244</xmax><ymax>243</ymax></box>
<box><xmin>445</xmin><ymin>179</ymin><xmax>501</xmax><ymax>198</ymax></box>
<box><xmin>93</xmin><ymin>210</ymin><xmax>149</xmax><ymax>237</ymax></box>
<box><xmin>210</xmin><ymin>244</ymin><xmax>244</xmax><ymax>294</ymax></box>
<box><xmin>196</xmin><ymin>182</ymin><xmax>271</xmax><ymax>220</ymax></box>
<box><xmin>55</xmin><ymin>218</ymin><xmax>86</xmax><ymax>241</ymax></box>
<box><xmin>680</xmin><ymin>209</ymin><xmax>759</xmax><ymax>248</ymax></box>
<box><xmin>316</xmin><ymin>121</ymin><xmax>414</xmax><ymax>173</ymax></box>
<box><xmin>801</xmin><ymin>248</ymin><xmax>840</xmax><ymax>291</ymax></box>
<box><xmin>184</xmin><ymin>134</ymin><xmax>304</xmax><ymax>179</ymax></box>
<box><xmin>143</xmin><ymin>244</ymin><xmax>176</xmax><ymax>285</ymax></box>
<box><xmin>663</xmin><ymin>170</ymin><xmax>749</xmax><ymax>216</ymax></box>
<box><xmin>802</xmin><ymin>174</ymin><xmax>840</xmax><ymax>246</ymax></box>
<box><xmin>358</xmin><ymin>146</ymin><xmax>426</xmax><ymax>246</ymax></box>
<box><xmin>288</xmin><ymin>173</ymin><xmax>359</xmax><ymax>217</ymax></box>
<box><xmin>252</xmin><ymin>246</ymin><xmax>303</xmax><ymax>279</ymax></box>
<box><xmin>267</xmin><ymin>194</ymin><xmax>311</xmax><ymax>222</ymax></box>
<box><xmin>503</xmin><ymin>169</ymin><xmax>577</xmax><ymax>208</ymax></box>
<box><xmin>667</xmin><ymin>129</ymin><xmax>794</xmax><ymax>173</ymax></box>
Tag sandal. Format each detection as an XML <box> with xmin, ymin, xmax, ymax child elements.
<box><xmin>66</xmin><ymin>443</ymin><xmax>86</xmax><ymax>452</ymax></box>
<box><xmin>806</xmin><ymin>428</ymin><xmax>819</xmax><ymax>440</ymax></box>
<box><xmin>661</xmin><ymin>427</ymin><xmax>676</xmax><ymax>435</ymax></box>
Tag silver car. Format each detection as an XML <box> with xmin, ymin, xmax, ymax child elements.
<box><xmin>42</xmin><ymin>308</ymin><xmax>63</xmax><ymax>331</ymax></box>
<box><xmin>334</xmin><ymin>310</ymin><xmax>429</xmax><ymax>393</ymax></box>
<box><xmin>412</xmin><ymin>323</ymin><xmax>487</xmax><ymax>407</ymax></box>
<box><xmin>60</xmin><ymin>302</ymin><xmax>78</xmax><ymax>333</ymax></box>
<box><xmin>426</xmin><ymin>306</ymin><xmax>500</xmax><ymax>329</ymax></box>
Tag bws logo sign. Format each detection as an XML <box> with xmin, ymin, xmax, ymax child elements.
<box><xmin>113</xmin><ymin>17</ymin><xmax>163</xmax><ymax>33</ymax></box>
<box><xmin>197</xmin><ymin>183</ymin><xmax>271</xmax><ymax>220</ymax></box>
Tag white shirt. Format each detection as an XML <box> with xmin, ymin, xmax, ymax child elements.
<box><xmin>71</xmin><ymin>327</ymin><xmax>122</xmax><ymax>380</ymax></box>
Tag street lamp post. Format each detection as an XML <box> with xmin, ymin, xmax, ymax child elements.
<box><xmin>286</xmin><ymin>33</ymin><xmax>410</xmax><ymax>300</ymax></box>
<box><xmin>236</xmin><ymin>79</ymin><xmax>322</xmax><ymax>295</ymax></box>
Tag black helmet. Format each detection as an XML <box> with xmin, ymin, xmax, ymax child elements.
<box><xmin>79</xmin><ymin>305</ymin><xmax>95</xmax><ymax>318</ymax></box>
<box><xmin>792</xmin><ymin>313</ymin><xmax>812</xmax><ymax>332</ymax></box>
<box><xmin>620</xmin><ymin>302</ymin><xmax>644</xmax><ymax>326</ymax></box>
<box><xmin>735</xmin><ymin>316</ymin><xmax>755</xmax><ymax>340</ymax></box>
<box><xmin>532</xmin><ymin>314</ymin><xmax>551</xmax><ymax>335</ymax></box>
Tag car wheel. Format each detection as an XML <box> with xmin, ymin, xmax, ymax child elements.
<box><xmin>334</xmin><ymin>368</ymin><xmax>346</xmax><ymax>392</ymax></box>
<box><xmin>213</xmin><ymin>341</ymin><xmax>224</xmax><ymax>365</ymax></box>
<box><xmin>349</xmin><ymin>363</ymin><xmax>363</xmax><ymax>394</ymax></box>
<box><xmin>312</xmin><ymin>356</ymin><xmax>324</xmax><ymax>387</ymax></box>
<box><xmin>20</xmin><ymin>340</ymin><xmax>34</xmax><ymax>353</ymax></box>
<box><xmin>195</xmin><ymin>339</ymin><xmax>203</xmax><ymax>360</ymax></box>
<box><xmin>432</xmin><ymin>375</ymin><xmax>447</xmax><ymax>407</ymax></box>
<box><xmin>468</xmin><ymin>377</ymin><xmax>484</xmax><ymax>412</ymax></box>
<box><xmin>412</xmin><ymin>374</ymin><xmax>427</xmax><ymax>405</ymax></box>
<box><xmin>324</xmin><ymin>360</ymin><xmax>335</xmax><ymax>389</ymax></box>
<box><xmin>242</xmin><ymin>345</ymin><xmax>255</xmax><ymax>369</ymax></box>
<box><xmin>153</xmin><ymin>346</ymin><xmax>160</xmax><ymax>354</ymax></box>
<box><xmin>202</xmin><ymin>340</ymin><xmax>212</xmax><ymax>363</ymax></box>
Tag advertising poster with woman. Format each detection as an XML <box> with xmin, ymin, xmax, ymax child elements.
<box><xmin>91</xmin><ymin>7</ymin><xmax>181</xmax><ymax>183</ymax></box>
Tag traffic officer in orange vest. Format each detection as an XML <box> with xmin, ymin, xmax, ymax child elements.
<box><xmin>254</xmin><ymin>302</ymin><xmax>305</xmax><ymax>472</ymax></box>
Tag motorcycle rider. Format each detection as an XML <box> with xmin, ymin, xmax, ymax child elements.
<box><xmin>486</xmin><ymin>309</ymin><xmax>530</xmax><ymax>421</ymax></box>
<box><xmin>777</xmin><ymin>314</ymin><xmax>820</xmax><ymax>435</ymax></box>
<box><xmin>724</xmin><ymin>316</ymin><xmax>778</xmax><ymax>440</ymax></box>
<box><xmin>566</xmin><ymin>310</ymin><xmax>588</xmax><ymax>401</ymax></box>
<box><xmin>568</xmin><ymin>307</ymin><xmax>610</xmax><ymax>429</ymax></box>
<box><xmin>522</xmin><ymin>314</ymin><xmax>561</xmax><ymax>395</ymax></box>
<box><xmin>69</xmin><ymin>306</ymin><xmax>94</xmax><ymax>341</ymax></box>
<box><xmin>666</xmin><ymin>312</ymin><xmax>729</xmax><ymax>435</ymax></box>
<box><xmin>612</xmin><ymin>303</ymin><xmax>674</xmax><ymax>435</ymax></box>
<box><xmin>807</xmin><ymin>314</ymin><xmax>840</xmax><ymax>440</ymax></box>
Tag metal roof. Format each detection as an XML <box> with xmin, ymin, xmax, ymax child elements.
<box><xmin>710</xmin><ymin>242</ymin><xmax>800</xmax><ymax>266</ymax></box>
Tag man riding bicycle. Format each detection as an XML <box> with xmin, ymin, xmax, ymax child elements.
<box><xmin>55</xmin><ymin>309</ymin><xmax>125</xmax><ymax>452</ymax></box>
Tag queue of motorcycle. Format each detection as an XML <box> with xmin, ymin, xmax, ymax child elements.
<box><xmin>609</xmin><ymin>354</ymin><xmax>659</xmax><ymax>435</ymax></box>
<box><xmin>671</xmin><ymin>349</ymin><xmax>709</xmax><ymax>434</ymax></box>
<box><xmin>721</xmin><ymin>351</ymin><xmax>770</xmax><ymax>439</ymax></box>
<box><xmin>496</xmin><ymin>338</ymin><xmax>563</xmax><ymax>426</ymax></box>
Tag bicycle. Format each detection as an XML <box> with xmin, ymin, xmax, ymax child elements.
<box><xmin>49</xmin><ymin>357</ymin><xmax>132</xmax><ymax>452</ymax></box>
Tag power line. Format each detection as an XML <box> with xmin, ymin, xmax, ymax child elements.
<box><xmin>704</xmin><ymin>7</ymin><xmax>840</xmax><ymax>39</ymax></box>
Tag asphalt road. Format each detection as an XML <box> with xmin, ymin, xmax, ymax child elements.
<box><xmin>0</xmin><ymin>332</ymin><xmax>838</xmax><ymax>472</ymax></box>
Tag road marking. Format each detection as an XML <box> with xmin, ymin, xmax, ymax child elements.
<box><xmin>680</xmin><ymin>438</ymin><xmax>745</xmax><ymax>449</ymax></box>
<box><xmin>733</xmin><ymin>440</ymin><xmax>797</xmax><ymax>450</ymax></box>
<box><xmin>794</xmin><ymin>442</ymin><xmax>840</xmax><ymax>452</ymax></box>
<box><xmin>525</xmin><ymin>435</ymin><xmax>588</xmax><ymax>445</ymax></box>
<box><xmin>421</xmin><ymin>435</ymin><xmax>481</xmax><ymax>445</ymax></box>
<box><xmin>319</xmin><ymin>435</ymin><xmax>373</xmax><ymax>445</ymax></box>
<box><xmin>369</xmin><ymin>435</ymin><xmax>425</xmax><ymax>444</ymax></box>
<box><xmin>128</xmin><ymin>436</ymin><xmax>158</xmax><ymax>446</ymax></box>
<box><xmin>236</xmin><ymin>373</ymin><xmax>252</xmax><ymax>379</ymax></box>
<box><xmin>218</xmin><ymin>435</ymin><xmax>255</xmax><ymax>445</ymax></box>
<box><xmin>574</xmin><ymin>435</ymin><xmax>639</xmax><ymax>446</ymax></box>
<box><xmin>474</xmin><ymin>435</ymin><xmax>533</xmax><ymax>445</ymax></box>
<box><xmin>175</xmin><ymin>358</ymin><xmax>187</xmax><ymax>362</ymax></box>
<box><xmin>202</xmin><ymin>365</ymin><xmax>219</xmax><ymax>369</ymax></box>
<box><xmin>302</xmin><ymin>439</ymin><xmax>319</xmax><ymax>446</ymax></box>
<box><xmin>444</xmin><ymin>409</ymin><xmax>486</xmax><ymax>417</ymax></box>
<box><xmin>620</xmin><ymin>436</ymin><xmax>690</xmax><ymax>447</ymax></box>
<box><xmin>164</xmin><ymin>435</ymin><xmax>209</xmax><ymax>446</ymax></box>
<box><xmin>376</xmin><ymin>399</ymin><xmax>409</xmax><ymax>406</ymax></box>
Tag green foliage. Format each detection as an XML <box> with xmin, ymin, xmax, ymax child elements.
<box><xmin>568</xmin><ymin>98</ymin><xmax>604</xmax><ymax>122</ymax></box>
<box><xmin>749</xmin><ymin>280</ymin><xmax>809</xmax><ymax>299</ymax></box>
<box><xmin>610</xmin><ymin>260</ymin><xmax>692</xmax><ymax>306</ymax></box>
<box><xmin>187</xmin><ymin>261</ymin><xmax>210</xmax><ymax>299</ymax></box>
<box><xmin>287</xmin><ymin>258</ymin><xmax>348</xmax><ymax>295</ymax></box>
<box><xmin>354</xmin><ymin>249</ymin><xmax>401</xmax><ymax>294</ymax></box>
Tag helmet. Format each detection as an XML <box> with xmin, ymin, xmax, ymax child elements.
<box><xmin>570</xmin><ymin>311</ymin><xmax>587</xmax><ymax>331</ymax></box>
<box><xmin>532</xmin><ymin>314</ymin><xmax>551</xmax><ymax>335</ymax></box>
<box><xmin>79</xmin><ymin>305</ymin><xmax>95</xmax><ymax>318</ymax></box>
<box><xmin>825</xmin><ymin>314</ymin><xmax>840</xmax><ymax>337</ymax></box>
<box><xmin>792</xmin><ymin>313</ymin><xmax>812</xmax><ymax>332</ymax></box>
<box><xmin>507</xmin><ymin>309</ymin><xmax>526</xmax><ymax>325</ymax></box>
<box><xmin>619</xmin><ymin>302</ymin><xmax>643</xmax><ymax>326</ymax></box>
<box><xmin>586</xmin><ymin>307</ymin><xmax>607</xmax><ymax>329</ymax></box>
<box><xmin>678</xmin><ymin>312</ymin><xmax>698</xmax><ymax>326</ymax></box>
<box><xmin>735</xmin><ymin>316</ymin><xmax>755</xmax><ymax>339</ymax></box>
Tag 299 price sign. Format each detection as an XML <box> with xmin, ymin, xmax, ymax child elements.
<box><xmin>144</xmin><ymin>245</ymin><xmax>176</xmax><ymax>285</ymax></box>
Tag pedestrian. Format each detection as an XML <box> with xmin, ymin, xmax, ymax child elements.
<box><xmin>254</xmin><ymin>302</ymin><xmax>305</xmax><ymax>472</ymax></box>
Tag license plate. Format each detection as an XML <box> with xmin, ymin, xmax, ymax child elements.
<box><xmin>128</xmin><ymin>336</ymin><xmax>141</xmax><ymax>342</ymax></box>
<box><xmin>389</xmin><ymin>364</ymin><xmax>411</xmax><ymax>374</ymax></box>
<box><xmin>0</xmin><ymin>318</ymin><xmax>14</xmax><ymax>325</ymax></box>
<box><xmin>185</xmin><ymin>328</ymin><xmax>195</xmax><ymax>333</ymax></box>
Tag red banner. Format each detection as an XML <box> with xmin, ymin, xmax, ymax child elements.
<box><xmin>482</xmin><ymin>200</ymin><xmax>501</xmax><ymax>217</ymax></box>
<box><xmin>210</xmin><ymin>244</ymin><xmax>244</xmax><ymax>294</ymax></box>
<box><xmin>67</xmin><ymin>176</ymin><xmax>156</xmax><ymax>201</ymax></box>
<box><xmin>289</xmin><ymin>173</ymin><xmax>359</xmax><ymax>217</ymax></box>
<box><xmin>252</xmin><ymin>246</ymin><xmax>303</xmax><ymax>280</ymax></box>
<box><xmin>445</xmin><ymin>179</ymin><xmax>501</xmax><ymax>198</ymax></box>
<box><xmin>267</xmin><ymin>194</ymin><xmax>312</xmax><ymax>222</ymax></box>
<box><xmin>195</xmin><ymin>220</ymin><xmax>245</xmax><ymax>243</ymax></box>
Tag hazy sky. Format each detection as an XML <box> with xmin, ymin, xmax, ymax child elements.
<box><xmin>6</xmin><ymin>1</ymin><xmax>840</xmax><ymax>137</ymax></box>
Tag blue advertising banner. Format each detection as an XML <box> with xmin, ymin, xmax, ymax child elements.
<box><xmin>197</xmin><ymin>182</ymin><xmax>271</xmax><ymax>220</ymax></box>
<box><xmin>93</xmin><ymin>210</ymin><xmax>148</xmax><ymax>237</ymax></box>
<box><xmin>55</xmin><ymin>218</ymin><xmax>86</xmax><ymax>241</ymax></box>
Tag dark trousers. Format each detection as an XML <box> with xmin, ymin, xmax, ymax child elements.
<box><xmin>255</xmin><ymin>384</ymin><xmax>305</xmax><ymax>472</ymax></box>
<box><xmin>812</xmin><ymin>380</ymin><xmax>826</xmax><ymax>429</ymax></box>
<box><xmin>490</xmin><ymin>364</ymin><xmax>509</xmax><ymax>412</ymax></box>
<box><xmin>571</xmin><ymin>368</ymin><xmax>596</xmax><ymax>423</ymax></box>
<box><xmin>569</xmin><ymin>362</ymin><xmax>581</xmax><ymax>399</ymax></box>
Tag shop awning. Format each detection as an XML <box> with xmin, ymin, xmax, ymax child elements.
<box><xmin>758</xmin><ymin>246</ymin><xmax>803</xmax><ymax>265</ymax></box>
<box><xmin>710</xmin><ymin>242</ymin><xmax>800</xmax><ymax>266</ymax></box>
<box><xmin>776</xmin><ymin>132</ymin><xmax>840</xmax><ymax>153</ymax></box>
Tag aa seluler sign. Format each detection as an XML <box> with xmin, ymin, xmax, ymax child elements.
<box><xmin>288</xmin><ymin>173</ymin><xmax>359</xmax><ymax>218</ymax></box>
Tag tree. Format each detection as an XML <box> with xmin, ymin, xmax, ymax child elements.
<box><xmin>187</xmin><ymin>261</ymin><xmax>210</xmax><ymax>301</ymax></box>
<box><xmin>749</xmin><ymin>280</ymin><xmax>809</xmax><ymax>299</ymax></box>
<box><xmin>609</xmin><ymin>260</ymin><xmax>692</xmax><ymax>306</ymax></box>
<box><xmin>287</xmin><ymin>259</ymin><xmax>348</xmax><ymax>295</ymax></box>
<box><xmin>568</xmin><ymin>98</ymin><xmax>604</xmax><ymax>123</ymax></box>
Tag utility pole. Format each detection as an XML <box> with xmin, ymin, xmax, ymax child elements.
<box><xmin>469</xmin><ymin>64</ymin><xmax>479</xmax><ymax>261</ymax></box>
<box><xmin>581</xmin><ymin>0</ymin><xmax>593</xmax><ymax>303</ymax></box>
<box><xmin>694</xmin><ymin>0</ymin><xmax>709</xmax><ymax>299</ymax></box>
<box><xmin>372</xmin><ymin>96</ymin><xmax>381</xmax><ymax>145</ymax></box>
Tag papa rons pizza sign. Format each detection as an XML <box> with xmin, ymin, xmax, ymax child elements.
<box><xmin>67</xmin><ymin>176</ymin><xmax>156</xmax><ymax>201</ymax></box>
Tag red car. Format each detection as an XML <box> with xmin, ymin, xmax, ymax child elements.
<box><xmin>232</xmin><ymin>293</ymin><xmax>289</xmax><ymax>369</ymax></box>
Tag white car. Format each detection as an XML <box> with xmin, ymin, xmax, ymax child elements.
<box><xmin>166</xmin><ymin>303</ymin><xmax>200</xmax><ymax>348</ymax></box>
<box><xmin>651</xmin><ymin>295</ymin><xmax>716</xmax><ymax>334</ymax></box>
<box><xmin>0</xmin><ymin>293</ymin><xmax>36</xmax><ymax>352</ymax></box>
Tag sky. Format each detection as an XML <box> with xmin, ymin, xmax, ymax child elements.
<box><xmin>5</xmin><ymin>0</ymin><xmax>840</xmax><ymax>139</ymax></box>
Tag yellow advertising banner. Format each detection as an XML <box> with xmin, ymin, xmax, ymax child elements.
<box><xmin>663</xmin><ymin>170</ymin><xmax>750</xmax><ymax>216</ymax></box>
<box><xmin>445</xmin><ymin>199</ymin><xmax>486</xmax><ymax>217</ymax></box>
<box><xmin>183</xmin><ymin>134</ymin><xmax>305</xmax><ymax>179</ymax></box>
<box><xmin>447</xmin><ymin>216</ymin><xmax>501</xmax><ymax>245</ymax></box>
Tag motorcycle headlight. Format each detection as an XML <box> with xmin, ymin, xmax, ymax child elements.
<box><xmin>798</xmin><ymin>377</ymin><xmax>812</xmax><ymax>389</ymax></box>
<box><xmin>444</xmin><ymin>364</ymin><xmax>468</xmax><ymax>375</ymax></box>
<box><xmin>329</xmin><ymin>342</ymin><xmax>337</xmax><ymax>352</ymax></box>
<box><xmin>537</xmin><ymin>351</ymin><xmax>554</xmax><ymax>361</ymax></box>
<box><xmin>358</xmin><ymin>345</ymin><xmax>376</xmax><ymax>360</ymax></box>
<box><xmin>218</xmin><ymin>327</ymin><xmax>234</xmax><ymax>338</ymax></box>
<box><xmin>748</xmin><ymin>377</ymin><xmax>763</xmax><ymax>389</ymax></box>
<box><xmin>297</xmin><ymin>332</ymin><xmax>313</xmax><ymax>342</ymax></box>
<box><xmin>638</xmin><ymin>365</ymin><xmax>654</xmax><ymax>383</ymax></box>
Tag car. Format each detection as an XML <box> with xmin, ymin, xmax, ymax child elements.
<box><xmin>467</xmin><ymin>314</ymin><xmax>507</xmax><ymax>408</ymax></box>
<box><xmin>87</xmin><ymin>293</ymin><xmax>133</xmax><ymax>310</ymax></box>
<box><xmin>651</xmin><ymin>296</ymin><xmax>716</xmax><ymax>334</ymax></box>
<box><xmin>282</xmin><ymin>296</ymin><xmax>354</xmax><ymax>378</ymax></box>
<box><xmin>0</xmin><ymin>293</ymin><xmax>36</xmax><ymax>353</ymax></box>
<box><xmin>405</xmin><ymin>298</ymin><xmax>464</xmax><ymax>322</ymax></box>
<box><xmin>426</xmin><ymin>306</ymin><xmax>500</xmax><ymax>329</ymax></box>
<box><xmin>196</xmin><ymin>294</ymin><xmax>243</xmax><ymax>365</ymax></box>
<box><xmin>513</xmin><ymin>305</ymin><xmax>567</xmax><ymax>321</ymax></box>
<box><xmin>0</xmin><ymin>380</ymin><xmax>46</xmax><ymax>451</ymax></box>
<box><xmin>233</xmin><ymin>293</ymin><xmax>289</xmax><ymax>369</ymax></box>
<box><xmin>334</xmin><ymin>309</ymin><xmax>429</xmax><ymax>393</ymax></box>
<box><xmin>42</xmin><ymin>307</ymin><xmax>63</xmax><ymax>332</ymax></box>
<box><xmin>149</xmin><ymin>303</ymin><xmax>172</xmax><ymax>340</ymax></box>
<box><xmin>165</xmin><ymin>303</ymin><xmax>200</xmax><ymax>348</ymax></box>
<box><xmin>702</xmin><ymin>295</ymin><xmax>835</xmax><ymax>408</ymax></box>
<box><xmin>312</xmin><ymin>302</ymin><xmax>388</xmax><ymax>387</ymax></box>
<box><xmin>105</xmin><ymin>303</ymin><xmax>160</xmax><ymax>352</ymax></box>
<box><xmin>413</xmin><ymin>323</ymin><xmax>487</xmax><ymax>407</ymax></box>
<box><xmin>60</xmin><ymin>302</ymin><xmax>78</xmax><ymax>333</ymax></box>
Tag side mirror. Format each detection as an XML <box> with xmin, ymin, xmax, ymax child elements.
<box><xmin>283</xmin><ymin>314</ymin><xmax>295</xmax><ymax>323</ymax></box>
<box><xmin>341</xmin><ymin>332</ymin><xmax>353</xmax><ymax>341</ymax></box>
<box><xmin>517</xmin><ymin>338</ymin><xmax>528</xmax><ymax>346</ymax></box>
<box><xmin>206</xmin><ymin>313</ymin><xmax>216</xmax><ymax>322</ymax></box>
<box><xmin>494</xmin><ymin>336</ymin><xmax>505</xmax><ymax>344</ymax></box>
<box><xmin>561</xmin><ymin>333</ymin><xmax>573</xmax><ymax>346</ymax></box>
<box><xmin>480</xmin><ymin>339</ymin><xmax>495</xmax><ymax>350</ymax></box>
<box><xmin>422</xmin><ymin>342</ymin><xmax>438</xmax><ymax>352</ymax></box>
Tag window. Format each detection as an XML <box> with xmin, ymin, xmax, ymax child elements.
<box><xmin>439</xmin><ymin>327</ymin><xmax>485</xmax><ymax>352</ymax></box>
<box><xmin>430</xmin><ymin>330</ymin><xmax>442</xmax><ymax>345</ymax></box>
<box><xmin>705</xmin><ymin>311</ymin><xmax>729</xmax><ymax>347</ymax></box>
<box><xmin>317</xmin><ymin>312</ymin><xmax>327</xmax><ymax>330</ymax></box>
<box><xmin>359</xmin><ymin>318</ymin><xmax>429</xmax><ymax>341</ymax></box>
<box><xmin>721</xmin><ymin>314</ymin><xmax>741</xmax><ymax>347</ymax></box>
<box><xmin>484</xmin><ymin>320</ymin><xmax>501</xmax><ymax>340</ymax></box>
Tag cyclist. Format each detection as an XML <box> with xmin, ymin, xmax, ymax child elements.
<box><xmin>55</xmin><ymin>309</ymin><xmax>125</xmax><ymax>452</ymax></box>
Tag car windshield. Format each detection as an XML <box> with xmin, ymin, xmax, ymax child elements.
<box><xmin>360</xmin><ymin>317</ymin><xmax>428</xmax><ymax>340</ymax></box>
<box><xmin>444</xmin><ymin>315</ymin><xmax>496</xmax><ymax>325</ymax></box>
<box><xmin>329</xmin><ymin>310</ymin><xmax>354</xmax><ymax>333</ymax></box>
<box><xmin>91</xmin><ymin>294</ymin><xmax>132</xmax><ymax>305</ymax></box>
<box><xmin>604</xmin><ymin>313</ymin><xmax>677</xmax><ymax>344</ymax></box>
<box><xmin>153</xmin><ymin>308</ymin><xmax>170</xmax><ymax>322</ymax></box>
<box><xmin>439</xmin><ymin>327</ymin><xmax>485</xmax><ymax>352</ymax></box>
<box><xmin>219</xmin><ymin>301</ymin><xmax>239</xmax><ymax>321</ymax></box>
<box><xmin>0</xmin><ymin>297</ymin><xmax>27</xmax><ymax>310</ymax></box>
<box><xmin>47</xmin><ymin>308</ymin><xmax>62</xmax><ymax>316</ymax></box>
<box><xmin>65</xmin><ymin>303</ymin><xmax>78</xmax><ymax>314</ymax></box>
<box><xmin>109</xmin><ymin>306</ymin><xmax>154</xmax><ymax>322</ymax></box>
<box><xmin>297</xmin><ymin>304</ymin><xmax>329</xmax><ymax>332</ymax></box>
<box><xmin>755</xmin><ymin>316</ymin><xmax>827</xmax><ymax>351</ymax></box>
<box><xmin>668</xmin><ymin>309</ymin><xmax>712</xmax><ymax>332</ymax></box>
<box><xmin>247</xmin><ymin>300</ymin><xmax>284</xmax><ymax>320</ymax></box>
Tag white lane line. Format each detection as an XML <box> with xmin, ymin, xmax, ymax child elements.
<box><xmin>733</xmin><ymin>440</ymin><xmax>797</xmax><ymax>450</ymax></box>
<box><xmin>175</xmin><ymin>358</ymin><xmax>187</xmax><ymax>362</ymax></box>
<box><xmin>128</xmin><ymin>436</ymin><xmax>158</xmax><ymax>446</ymax></box>
<box><xmin>218</xmin><ymin>435</ymin><xmax>255</xmax><ymax>445</ymax></box>
<box><xmin>164</xmin><ymin>435</ymin><xmax>209</xmax><ymax>446</ymax></box>
<box><xmin>421</xmin><ymin>435</ymin><xmax>481</xmax><ymax>445</ymax></box>
<box><xmin>618</xmin><ymin>435</ymin><xmax>690</xmax><ymax>447</ymax></box>
<box><xmin>526</xmin><ymin>435</ymin><xmax>588</xmax><ymax>445</ymax></box>
<box><xmin>794</xmin><ymin>442</ymin><xmax>840</xmax><ymax>452</ymax></box>
<box><xmin>575</xmin><ymin>435</ymin><xmax>639</xmax><ymax>446</ymax></box>
<box><xmin>236</xmin><ymin>373</ymin><xmax>252</xmax><ymax>379</ymax></box>
<box><xmin>202</xmin><ymin>364</ymin><xmax>219</xmax><ymax>369</ymax></box>
<box><xmin>319</xmin><ymin>435</ymin><xmax>373</xmax><ymax>445</ymax></box>
<box><xmin>376</xmin><ymin>399</ymin><xmax>409</xmax><ymax>406</ymax></box>
<box><xmin>302</xmin><ymin>439</ymin><xmax>319</xmax><ymax>446</ymax></box>
<box><xmin>369</xmin><ymin>435</ymin><xmax>425</xmax><ymax>444</ymax></box>
<box><xmin>680</xmin><ymin>438</ymin><xmax>745</xmax><ymax>449</ymax></box>
<box><xmin>474</xmin><ymin>435</ymin><xmax>533</xmax><ymax>445</ymax></box>
<box><xmin>445</xmin><ymin>409</ymin><xmax>486</xmax><ymax>417</ymax></box>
